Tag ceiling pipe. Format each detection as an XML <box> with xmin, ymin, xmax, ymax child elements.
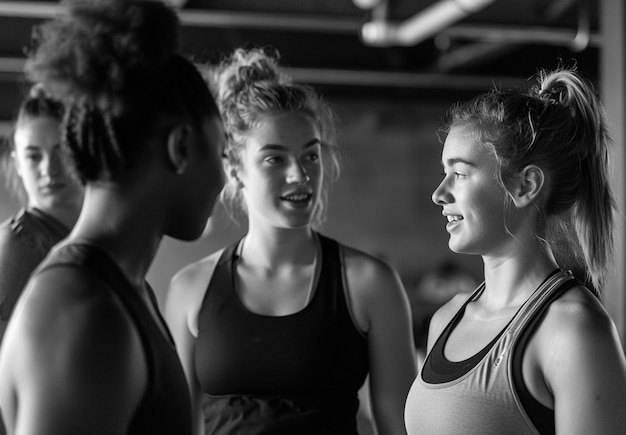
<box><xmin>360</xmin><ymin>0</ymin><xmax>496</xmax><ymax>47</ymax></box>
<box><xmin>0</xmin><ymin>1</ymin><xmax>362</xmax><ymax>34</ymax></box>
<box><xmin>437</xmin><ymin>0</ymin><xmax>594</xmax><ymax>52</ymax></box>
<box><xmin>436</xmin><ymin>24</ymin><xmax>600</xmax><ymax>49</ymax></box>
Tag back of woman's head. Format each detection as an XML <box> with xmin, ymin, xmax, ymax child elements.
<box><xmin>26</xmin><ymin>0</ymin><xmax>219</xmax><ymax>182</ymax></box>
<box><xmin>446</xmin><ymin>67</ymin><xmax>614</xmax><ymax>294</ymax></box>
<box><xmin>212</xmin><ymin>47</ymin><xmax>340</xmax><ymax>228</ymax></box>
<box><xmin>1</xmin><ymin>84</ymin><xmax>65</xmax><ymax>202</ymax></box>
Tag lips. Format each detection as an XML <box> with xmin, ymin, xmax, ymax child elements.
<box><xmin>40</xmin><ymin>181</ymin><xmax>66</xmax><ymax>192</ymax></box>
<box><xmin>446</xmin><ymin>215</ymin><xmax>463</xmax><ymax>223</ymax></box>
<box><xmin>443</xmin><ymin>212</ymin><xmax>463</xmax><ymax>231</ymax></box>
<box><xmin>280</xmin><ymin>192</ymin><xmax>312</xmax><ymax>203</ymax></box>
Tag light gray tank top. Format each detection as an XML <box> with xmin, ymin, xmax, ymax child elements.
<box><xmin>404</xmin><ymin>270</ymin><xmax>575</xmax><ymax>435</ymax></box>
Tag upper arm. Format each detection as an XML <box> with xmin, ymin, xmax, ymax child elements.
<box><xmin>542</xmin><ymin>294</ymin><xmax>626</xmax><ymax>435</ymax></box>
<box><xmin>164</xmin><ymin>255</ymin><xmax>219</xmax><ymax>435</ymax></box>
<box><xmin>344</xmin><ymin>249</ymin><xmax>417</xmax><ymax>435</ymax></box>
<box><xmin>0</xmin><ymin>230</ymin><xmax>43</xmax><ymax>323</ymax></box>
<box><xmin>0</xmin><ymin>269</ymin><xmax>146</xmax><ymax>435</ymax></box>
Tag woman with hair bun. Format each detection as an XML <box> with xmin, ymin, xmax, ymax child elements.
<box><xmin>405</xmin><ymin>67</ymin><xmax>626</xmax><ymax>434</ymax></box>
<box><xmin>165</xmin><ymin>47</ymin><xmax>416</xmax><ymax>435</ymax></box>
<box><xmin>0</xmin><ymin>1</ymin><xmax>225</xmax><ymax>434</ymax></box>
<box><xmin>0</xmin><ymin>85</ymin><xmax>83</xmax><ymax>342</ymax></box>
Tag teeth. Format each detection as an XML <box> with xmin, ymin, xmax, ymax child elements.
<box><xmin>284</xmin><ymin>193</ymin><xmax>309</xmax><ymax>201</ymax></box>
<box><xmin>447</xmin><ymin>215</ymin><xmax>463</xmax><ymax>223</ymax></box>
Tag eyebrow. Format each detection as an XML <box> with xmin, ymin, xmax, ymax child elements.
<box><xmin>23</xmin><ymin>143</ymin><xmax>61</xmax><ymax>150</ymax></box>
<box><xmin>442</xmin><ymin>157</ymin><xmax>477</xmax><ymax>167</ymax></box>
<box><xmin>258</xmin><ymin>139</ymin><xmax>321</xmax><ymax>152</ymax></box>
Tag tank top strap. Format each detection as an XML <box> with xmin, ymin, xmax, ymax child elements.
<box><xmin>198</xmin><ymin>241</ymin><xmax>239</xmax><ymax>312</ymax></box>
<box><xmin>506</xmin><ymin>269</ymin><xmax>577</xmax><ymax>342</ymax></box>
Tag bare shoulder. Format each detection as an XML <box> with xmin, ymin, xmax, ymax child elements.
<box><xmin>165</xmin><ymin>248</ymin><xmax>225</xmax><ymax>333</ymax></box>
<box><xmin>6</xmin><ymin>265</ymin><xmax>143</xmax><ymax>369</ymax></box>
<box><xmin>538</xmin><ymin>284</ymin><xmax>618</xmax><ymax>348</ymax></box>
<box><xmin>340</xmin><ymin>243</ymin><xmax>411</xmax><ymax>334</ymax></box>
<box><xmin>170</xmin><ymin>249</ymin><xmax>224</xmax><ymax>293</ymax></box>
<box><xmin>341</xmin><ymin>244</ymin><xmax>403</xmax><ymax>295</ymax></box>
<box><xmin>0</xmin><ymin>266</ymin><xmax>146</xmax><ymax>429</ymax></box>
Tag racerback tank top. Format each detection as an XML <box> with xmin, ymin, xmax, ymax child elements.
<box><xmin>405</xmin><ymin>269</ymin><xmax>578</xmax><ymax>435</ymax></box>
<box><xmin>36</xmin><ymin>243</ymin><xmax>192</xmax><ymax>435</ymax></box>
<box><xmin>194</xmin><ymin>233</ymin><xmax>369</xmax><ymax>435</ymax></box>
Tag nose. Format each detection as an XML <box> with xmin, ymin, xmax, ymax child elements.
<box><xmin>42</xmin><ymin>150</ymin><xmax>64</xmax><ymax>178</ymax></box>
<box><xmin>286</xmin><ymin>159</ymin><xmax>310</xmax><ymax>184</ymax></box>
<box><xmin>432</xmin><ymin>178</ymin><xmax>450</xmax><ymax>206</ymax></box>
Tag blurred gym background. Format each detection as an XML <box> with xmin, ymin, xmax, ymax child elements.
<box><xmin>0</xmin><ymin>0</ymin><xmax>623</xmax><ymax>344</ymax></box>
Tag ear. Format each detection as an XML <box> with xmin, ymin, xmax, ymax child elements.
<box><xmin>222</xmin><ymin>156</ymin><xmax>244</xmax><ymax>188</ymax></box>
<box><xmin>510</xmin><ymin>164</ymin><xmax>545</xmax><ymax>208</ymax></box>
<box><xmin>166</xmin><ymin>124</ymin><xmax>191</xmax><ymax>175</ymax></box>
<box><xmin>11</xmin><ymin>151</ymin><xmax>23</xmax><ymax>178</ymax></box>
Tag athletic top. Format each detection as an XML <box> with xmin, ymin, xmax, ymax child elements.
<box><xmin>0</xmin><ymin>207</ymin><xmax>69</xmax><ymax>326</ymax></box>
<box><xmin>195</xmin><ymin>233</ymin><xmax>369</xmax><ymax>435</ymax></box>
<box><xmin>35</xmin><ymin>243</ymin><xmax>192</xmax><ymax>435</ymax></box>
<box><xmin>405</xmin><ymin>270</ymin><xmax>578</xmax><ymax>435</ymax></box>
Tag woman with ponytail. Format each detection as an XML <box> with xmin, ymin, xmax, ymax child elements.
<box><xmin>165</xmin><ymin>47</ymin><xmax>416</xmax><ymax>435</ymax></box>
<box><xmin>0</xmin><ymin>1</ymin><xmax>225</xmax><ymax>434</ymax></box>
<box><xmin>405</xmin><ymin>67</ymin><xmax>626</xmax><ymax>434</ymax></box>
<box><xmin>0</xmin><ymin>85</ymin><xmax>83</xmax><ymax>343</ymax></box>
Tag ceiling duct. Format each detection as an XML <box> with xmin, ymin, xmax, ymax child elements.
<box><xmin>360</xmin><ymin>0</ymin><xmax>496</xmax><ymax>47</ymax></box>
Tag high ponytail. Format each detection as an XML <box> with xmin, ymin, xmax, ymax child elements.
<box><xmin>537</xmin><ymin>69</ymin><xmax>614</xmax><ymax>293</ymax></box>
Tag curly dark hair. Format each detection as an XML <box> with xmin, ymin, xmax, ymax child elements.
<box><xmin>26</xmin><ymin>0</ymin><xmax>219</xmax><ymax>182</ymax></box>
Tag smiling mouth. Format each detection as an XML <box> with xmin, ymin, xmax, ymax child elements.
<box><xmin>446</xmin><ymin>215</ymin><xmax>463</xmax><ymax>223</ymax></box>
<box><xmin>280</xmin><ymin>193</ymin><xmax>312</xmax><ymax>203</ymax></box>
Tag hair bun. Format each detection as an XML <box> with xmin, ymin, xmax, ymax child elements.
<box><xmin>217</xmin><ymin>48</ymin><xmax>287</xmax><ymax>101</ymax></box>
<box><xmin>28</xmin><ymin>83</ymin><xmax>49</xmax><ymax>100</ymax></box>
<box><xmin>27</xmin><ymin>0</ymin><xmax>180</xmax><ymax>114</ymax></box>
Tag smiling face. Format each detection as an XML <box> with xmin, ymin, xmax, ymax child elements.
<box><xmin>13</xmin><ymin>116</ymin><xmax>83</xmax><ymax>218</ymax></box>
<box><xmin>431</xmin><ymin>124</ymin><xmax>514</xmax><ymax>257</ymax></box>
<box><xmin>236</xmin><ymin>112</ymin><xmax>323</xmax><ymax>230</ymax></box>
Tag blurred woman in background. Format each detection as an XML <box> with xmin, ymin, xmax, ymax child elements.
<box><xmin>166</xmin><ymin>47</ymin><xmax>416</xmax><ymax>435</ymax></box>
<box><xmin>0</xmin><ymin>85</ymin><xmax>83</xmax><ymax>341</ymax></box>
<box><xmin>405</xmin><ymin>67</ymin><xmax>626</xmax><ymax>434</ymax></box>
<box><xmin>0</xmin><ymin>0</ymin><xmax>225</xmax><ymax>434</ymax></box>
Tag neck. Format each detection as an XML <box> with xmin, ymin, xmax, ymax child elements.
<box><xmin>32</xmin><ymin>201</ymin><xmax>82</xmax><ymax>230</ymax></box>
<box><xmin>480</xmin><ymin>241</ymin><xmax>558</xmax><ymax>309</ymax></box>
<box><xmin>68</xmin><ymin>184</ymin><xmax>163</xmax><ymax>288</ymax></box>
<box><xmin>242</xmin><ymin>223</ymin><xmax>316</xmax><ymax>269</ymax></box>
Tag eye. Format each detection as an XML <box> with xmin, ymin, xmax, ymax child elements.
<box><xmin>264</xmin><ymin>155</ymin><xmax>283</xmax><ymax>164</ymax></box>
<box><xmin>306</xmin><ymin>152</ymin><xmax>319</xmax><ymax>162</ymax></box>
<box><xmin>453</xmin><ymin>171</ymin><xmax>466</xmax><ymax>179</ymax></box>
<box><xmin>24</xmin><ymin>153</ymin><xmax>42</xmax><ymax>162</ymax></box>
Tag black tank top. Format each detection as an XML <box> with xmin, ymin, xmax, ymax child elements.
<box><xmin>194</xmin><ymin>234</ymin><xmax>369</xmax><ymax>435</ymax></box>
<box><xmin>37</xmin><ymin>243</ymin><xmax>192</xmax><ymax>435</ymax></box>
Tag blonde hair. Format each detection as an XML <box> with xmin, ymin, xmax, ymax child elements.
<box><xmin>444</xmin><ymin>68</ymin><xmax>613</xmax><ymax>295</ymax></box>
<box><xmin>210</xmin><ymin>48</ymin><xmax>340</xmax><ymax>228</ymax></box>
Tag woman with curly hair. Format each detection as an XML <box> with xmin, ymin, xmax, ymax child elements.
<box><xmin>0</xmin><ymin>1</ymin><xmax>225</xmax><ymax>434</ymax></box>
<box><xmin>165</xmin><ymin>47</ymin><xmax>417</xmax><ymax>435</ymax></box>
<box><xmin>405</xmin><ymin>68</ymin><xmax>626</xmax><ymax>434</ymax></box>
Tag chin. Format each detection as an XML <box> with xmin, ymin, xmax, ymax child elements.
<box><xmin>168</xmin><ymin>221</ymin><xmax>206</xmax><ymax>242</ymax></box>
